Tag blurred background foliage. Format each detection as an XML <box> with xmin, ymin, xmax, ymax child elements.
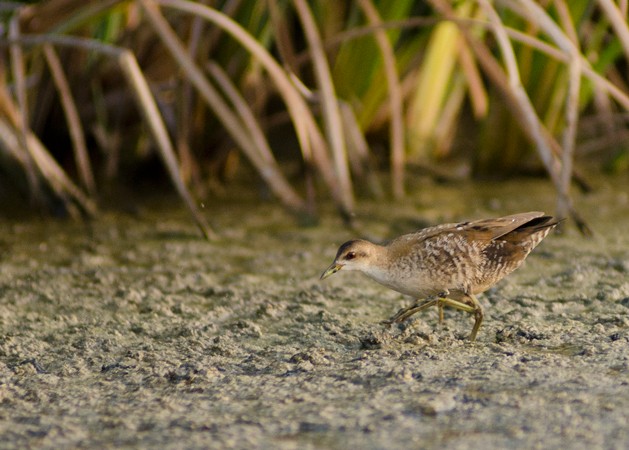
<box><xmin>1</xmin><ymin>0</ymin><xmax>628</xmax><ymax>236</ymax></box>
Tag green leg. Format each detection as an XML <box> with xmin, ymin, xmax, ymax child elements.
<box><xmin>465</xmin><ymin>294</ymin><xmax>484</xmax><ymax>342</ymax></box>
<box><xmin>381</xmin><ymin>298</ymin><xmax>439</xmax><ymax>325</ymax></box>
<box><xmin>434</xmin><ymin>296</ymin><xmax>483</xmax><ymax>341</ymax></box>
<box><xmin>382</xmin><ymin>291</ymin><xmax>450</xmax><ymax>325</ymax></box>
<box><xmin>436</xmin><ymin>297</ymin><xmax>476</xmax><ymax>314</ymax></box>
<box><xmin>383</xmin><ymin>293</ymin><xmax>484</xmax><ymax>342</ymax></box>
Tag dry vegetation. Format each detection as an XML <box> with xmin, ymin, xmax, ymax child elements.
<box><xmin>1</xmin><ymin>0</ymin><xmax>628</xmax><ymax>236</ymax></box>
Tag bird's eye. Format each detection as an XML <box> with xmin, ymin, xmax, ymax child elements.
<box><xmin>345</xmin><ymin>251</ymin><xmax>356</xmax><ymax>260</ymax></box>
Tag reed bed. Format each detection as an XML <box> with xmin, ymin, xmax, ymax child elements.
<box><xmin>1</xmin><ymin>0</ymin><xmax>628</xmax><ymax>237</ymax></box>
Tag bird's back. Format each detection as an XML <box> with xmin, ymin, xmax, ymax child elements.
<box><xmin>383</xmin><ymin>213</ymin><xmax>559</xmax><ymax>297</ymax></box>
<box><xmin>471</xmin><ymin>214</ymin><xmax>559</xmax><ymax>293</ymax></box>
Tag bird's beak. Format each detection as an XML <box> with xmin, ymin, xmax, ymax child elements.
<box><xmin>320</xmin><ymin>263</ymin><xmax>342</xmax><ymax>280</ymax></box>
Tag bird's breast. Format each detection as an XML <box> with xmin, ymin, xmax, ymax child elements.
<box><xmin>360</xmin><ymin>261</ymin><xmax>446</xmax><ymax>298</ymax></box>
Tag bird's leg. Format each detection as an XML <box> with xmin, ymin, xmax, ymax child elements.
<box><xmin>381</xmin><ymin>298</ymin><xmax>439</xmax><ymax>325</ymax></box>
<box><xmin>436</xmin><ymin>290</ymin><xmax>449</xmax><ymax>324</ymax></box>
<box><xmin>435</xmin><ymin>295</ymin><xmax>483</xmax><ymax>341</ymax></box>
<box><xmin>466</xmin><ymin>294</ymin><xmax>483</xmax><ymax>342</ymax></box>
<box><xmin>383</xmin><ymin>290</ymin><xmax>450</xmax><ymax>326</ymax></box>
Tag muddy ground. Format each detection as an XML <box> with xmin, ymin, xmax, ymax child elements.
<box><xmin>1</xmin><ymin>176</ymin><xmax>629</xmax><ymax>449</ymax></box>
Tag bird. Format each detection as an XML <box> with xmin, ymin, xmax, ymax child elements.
<box><xmin>320</xmin><ymin>212</ymin><xmax>559</xmax><ymax>341</ymax></box>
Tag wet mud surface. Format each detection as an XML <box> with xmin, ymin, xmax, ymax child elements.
<box><xmin>1</xmin><ymin>176</ymin><xmax>629</xmax><ymax>449</ymax></box>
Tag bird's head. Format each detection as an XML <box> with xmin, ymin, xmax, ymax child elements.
<box><xmin>320</xmin><ymin>239</ymin><xmax>378</xmax><ymax>280</ymax></box>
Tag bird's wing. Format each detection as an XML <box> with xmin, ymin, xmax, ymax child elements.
<box><xmin>455</xmin><ymin>211</ymin><xmax>546</xmax><ymax>240</ymax></box>
<box><xmin>394</xmin><ymin>211</ymin><xmax>546</xmax><ymax>247</ymax></box>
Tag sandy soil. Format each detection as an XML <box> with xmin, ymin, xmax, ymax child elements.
<box><xmin>1</xmin><ymin>176</ymin><xmax>628</xmax><ymax>449</ymax></box>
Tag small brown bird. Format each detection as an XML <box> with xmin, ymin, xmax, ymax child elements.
<box><xmin>320</xmin><ymin>212</ymin><xmax>559</xmax><ymax>341</ymax></box>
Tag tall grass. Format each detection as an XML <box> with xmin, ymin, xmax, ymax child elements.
<box><xmin>1</xmin><ymin>0</ymin><xmax>628</xmax><ymax>236</ymax></box>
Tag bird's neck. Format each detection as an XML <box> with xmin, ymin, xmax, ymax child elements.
<box><xmin>358</xmin><ymin>244</ymin><xmax>393</xmax><ymax>284</ymax></box>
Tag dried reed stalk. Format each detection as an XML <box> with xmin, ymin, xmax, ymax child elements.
<box><xmin>43</xmin><ymin>44</ymin><xmax>96</xmax><ymax>196</ymax></box>
<box><xmin>357</xmin><ymin>0</ymin><xmax>405</xmax><ymax>199</ymax></box>
<box><xmin>152</xmin><ymin>0</ymin><xmax>353</xmax><ymax>220</ymax></box>
<box><xmin>3</xmin><ymin>34</ymin><xmax>214</xmax><ymax>238</ymax></box>
<box><xmin>118</xmin><ymin>50</ymin><xmax>216</xmax><ymax>240</ymax></box>
<box><xmin>293</xmin><ymin>0</ymin><xmax>354</xmax><ymax>212</ymax></box>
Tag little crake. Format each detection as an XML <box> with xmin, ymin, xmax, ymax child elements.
<box><xmin>320</xmin><ymin>212</ymin><xmax>559</xmax><ymax>341</ymax></box>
